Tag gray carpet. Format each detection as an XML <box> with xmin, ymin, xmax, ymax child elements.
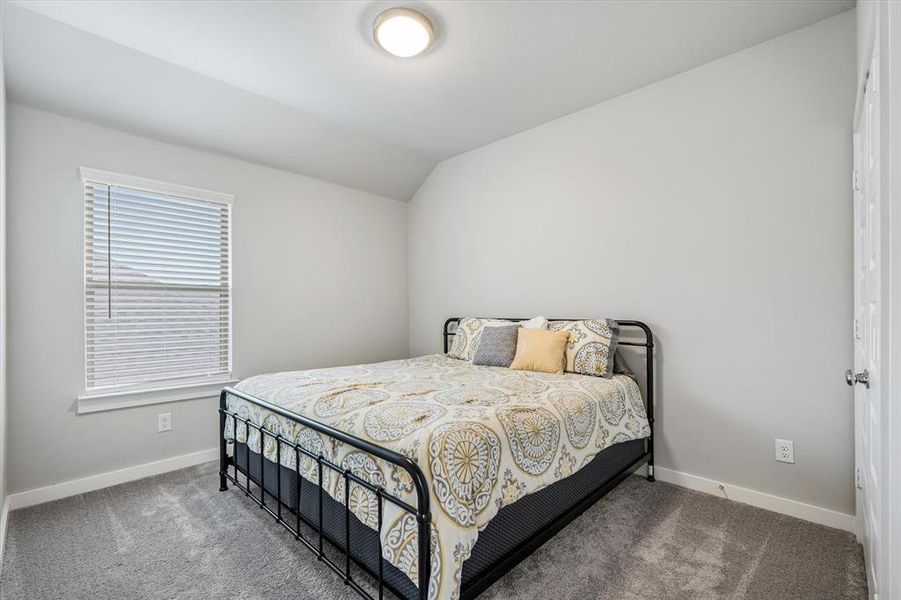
<box><xmin>0</xmin><ymin>462</ymin><xmax>866</xmax><ymax>600</ymax></box>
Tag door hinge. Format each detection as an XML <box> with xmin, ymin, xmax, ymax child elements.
<box><xmin>853</xmin><ymin>169</ymin><xmax>861</xmax><ymax>191</ymax></box>
<box><xmin>854</xmin><ymin>318</ymin><xmax>862</xmax><ymax>340</ymax></box>
<box><xmin>855</xmin><ymin>467</ymin><xmax>864</xmax><ymax>490</ymax></box>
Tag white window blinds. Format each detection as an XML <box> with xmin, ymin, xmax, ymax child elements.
<box><xmin>83</xmin><ymin>171</ymin><xmax>232</xmax><ymax>391</ymax></box>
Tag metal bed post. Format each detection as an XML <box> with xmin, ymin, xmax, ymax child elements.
<box><xmin>417</xmin><ymin>502</ymin><xmax>431</xmax><ymax>599</ymax></box>
<box><xmin>219</xmin><ymin>389</ymin><xmax>229</xmax><ymax>492</ymax></box>
<box><xmin>614</xmin><ymin>320</ymin><xmax>655</xmax><ymax>483</ymax></box>
<box><xmin>644</xmin><ymin>325</ymin><xmax>655</xmax><ymax>482</ymax></box>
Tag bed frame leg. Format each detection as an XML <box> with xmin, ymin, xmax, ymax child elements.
<box><xmin>644</xmin><ymin>325</ymin><xmax>655</xmax><ymax>483</ymax></box>
<box><xmin>219</xmin><ymin>389</ymin><xmax>229</xmax><ymax>492</ymax></box>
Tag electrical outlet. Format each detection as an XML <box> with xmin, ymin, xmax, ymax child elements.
<box><xmin>158</xmin><ymin>412</ymin><xmax>172</xmax><ymax>433</ymax></box>
<box><xmin>775</xmin><ymin>438</ymin><xmax>794</xmax><ymax>463</ymax></box>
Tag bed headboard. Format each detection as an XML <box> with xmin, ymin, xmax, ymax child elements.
<box><xmin>442</xmin><ymin>317</ymin><xmax>652</xmax><ymax>356</ymax></box>
<box><xmin>442</xmin><ymin>317</ymin><xmax>655</xmax><ymax>451</ymax></box>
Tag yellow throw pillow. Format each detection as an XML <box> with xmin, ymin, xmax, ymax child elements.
<box><xmin>509</xmin><ymin>328</ymin><xmax>570</xmax><ymax>374</ymax></box>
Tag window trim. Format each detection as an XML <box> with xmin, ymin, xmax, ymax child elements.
<box><xmin>79</xmin><ymin>167</ymin><xmax>235</xmax><ymax>206</ymax></box>
<box><xmin>78</xmin><ymin>167</ymin><xmax>236</xmax><ymax>413</ymax></box>
<box><xmin>76</xmin><ymin>377</ymin><xmax>239</xmax><ymax>414</ymax></box>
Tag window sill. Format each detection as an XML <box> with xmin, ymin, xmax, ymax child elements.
<box><xmin>76</xmin><ymin>378</ymin><xmax>238</xmax><ymax>415</ymax></box>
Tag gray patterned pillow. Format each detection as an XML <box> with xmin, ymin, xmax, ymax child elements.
<box><xmin>448</xmin><ymin>317</ymin><xmax>513</xmax><ymax>361</ymax></box>
<box><xmin>472</xmin><ymin>324</ymin><xmax>519</xmax><ymax>367</ymax></box>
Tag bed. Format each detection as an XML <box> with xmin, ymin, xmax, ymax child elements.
<box><xmin>218</xmin><ymin>318</ymin><xmax>655</xmax><ymax>599</ymax></box>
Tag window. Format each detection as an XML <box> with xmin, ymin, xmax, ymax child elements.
<box><xmin>80</xmin><ymin>168</ymin><xmax>233</xmax><ymax>409</ymax></box>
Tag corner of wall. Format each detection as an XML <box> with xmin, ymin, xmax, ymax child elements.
<box><xmin>402</xmin><ymin>197</ymin><xmax>411</xmax><ymax>359</ymax></box>
<box><xmin>404</xmin><ymin>158</ymin><xmax>443</xmax><ymax>358</ymax></box>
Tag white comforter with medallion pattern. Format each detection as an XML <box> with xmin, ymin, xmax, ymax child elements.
<box><xmin>223</xmin><ymin>354</ymin><xmax>650</xmax><ymax>600</ymax></box>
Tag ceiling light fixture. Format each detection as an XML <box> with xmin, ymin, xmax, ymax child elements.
<box><xmin>373</xmin><ymin>7</ymin><xmax>435</xmax><ymax>58</ymax></box>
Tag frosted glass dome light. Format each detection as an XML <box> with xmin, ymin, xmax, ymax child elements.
<box><xmin>373</xmin><ymin>8</ymin><xmax>435</xmax><ymax>58</ymax></box>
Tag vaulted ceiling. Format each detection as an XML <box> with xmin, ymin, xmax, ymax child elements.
<box><xmin>3</xmin><ymin>1</ymin><xmax>853</xmax><ymax>200</ymax></box>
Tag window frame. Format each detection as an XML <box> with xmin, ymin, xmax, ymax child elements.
<box><xmin>76</xmin><ymin>167</ymin><xmax>236</xmax><ymax>414</ymax></box>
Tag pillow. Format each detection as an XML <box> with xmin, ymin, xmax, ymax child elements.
<box><xmin>509</xmin><ymin>328</ymin><xmax>569</xmax><ymax>374</ymax></box>
<box><xmin>448</xmin><ymin>318</ymin><xmax>512</xmax><ymax>361</ymax></box>
<box><xmin>548</xmin><ymin>319</ymin><xmax>619</xmax><ymax>378</ymax></box>
<box><xmin>472</xmin><ymin>324</ymin><xmax>519</xmax><ymax>367</ymax></box>
<box><xmin>519</xmin><ymin>316</ymin><xmax>548</xmax><ymax>330</ymax></box>
<box><xmin>612</xmin><ymin>349</ymin><xmax>633</xmax><ymax>377</ymax></box>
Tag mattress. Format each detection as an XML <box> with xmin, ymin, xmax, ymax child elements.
<box><xmin>223</xmin><ymin>354</ymin><xmax>650</xmax><ymax>600</ymax></box>
<box><xmin>233</xmin><ymin>437</ymin><xmax>647</xmax><ymax>599</ymax></box>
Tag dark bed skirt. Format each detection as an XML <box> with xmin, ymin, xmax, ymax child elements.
<box><xmin>233</xmin><ymin>437</ymin><xmax>647</xmax><ymax>599</ymax></box>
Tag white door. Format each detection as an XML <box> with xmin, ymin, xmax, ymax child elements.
<box><xmin>852</xmin><ymin>46</ymin><xmax>883</xmax><ymax>600</ymax></box>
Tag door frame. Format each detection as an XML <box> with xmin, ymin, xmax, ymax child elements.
<box><xmin>886</xmin><ymin>3</ymin><xmax>901</xmax><ymax>600</ymax></box>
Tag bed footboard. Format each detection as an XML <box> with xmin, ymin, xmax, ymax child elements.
<box><xmin>218</xmin><ymin>387</ymin><xmax>432</xmax><ymax>600</ymax></box>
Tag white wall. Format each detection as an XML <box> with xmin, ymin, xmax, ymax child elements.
<box><xmin>408</xmin><ymin>12</ymin><xmax>856</xmax><ymax>514</ymax></box>
<box><xmin>6</xmin><ymin>104</ymin><xmax>408</xmax><ymax>494</ymax></box>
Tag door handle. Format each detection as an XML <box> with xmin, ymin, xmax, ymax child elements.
<box><xmin>845</xmin><ymin>369</ymin><xmax>870</xmax><ymax>388</ymax></box>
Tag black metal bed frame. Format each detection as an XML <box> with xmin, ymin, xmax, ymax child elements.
<box><xmin>218</xmin><ymin>317</ymin><xmax>654</xmax><ymax>600</ymax></box>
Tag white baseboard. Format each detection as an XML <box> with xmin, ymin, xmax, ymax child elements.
<box><xmin>650</xmin><ymin>465</ymin><xmax>856</xmax><ymax>532</ymax></box>
<box><xmin>7</xmin><ymin>447</ymin><xmax>218</xmax><ymax>511</ymax></box>
<box><xmin>0</xmin><ymin>495</ymin><xmax>9</xmax><ymax>568</ymax></box>
<box><xmin>1</xmin><ymin>448</ymin><xmax>854</xmax><ymax>536</ymax></box>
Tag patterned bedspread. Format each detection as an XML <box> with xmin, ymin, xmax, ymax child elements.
<box><xmin>223</xmin><ymin>354</ymin><xmax>650</xmax><ymax>600</ymax></box>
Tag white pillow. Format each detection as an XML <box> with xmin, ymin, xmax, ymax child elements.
<box><xmin>519</xmin><ymin>316</ymin><xmax>548</xmax><ymax>330</ymax></box>
<box><xmin>482</xmin><ymin>317</ymin><xmax>546</xmax><ymax>329</ymax></box>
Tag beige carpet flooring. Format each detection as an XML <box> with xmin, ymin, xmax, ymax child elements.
<box><xmin>0</xmin><ymin>462</ymin><xmax>866</xmax><ymax>600</ymax></box>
